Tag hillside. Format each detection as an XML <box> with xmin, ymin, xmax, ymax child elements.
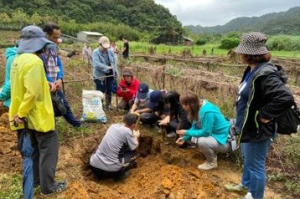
<box><xmin>0</xmin><ymin>0</ymin><xmax>182</xmax><ymax>33</ymax></box>
<box><xmin>186</xmin><ymin>6</ymin><xmax>300</xmax><ymax>35</ymax></box>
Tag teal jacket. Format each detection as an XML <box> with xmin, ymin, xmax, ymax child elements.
<box><xmin>0</xmin><ymin>47</ymin><xmax>17</xmax><ymax>108</ymax></box>
<box><xmin>183</xmin><ymin>100</ymin><xmax>230</xmax><ymax>145</ymax></box>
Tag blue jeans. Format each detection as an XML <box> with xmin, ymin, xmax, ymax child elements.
<box><xmin>94</xmin><ymin>77</ymin><xmax>113</xmax><ymax>105</ymax></box>
<box><xmin>57</xmin><ymin>90</ymin><xmax>81</xmax><ymax>127</ymax></box>
<box><xmin>241</xmin><ymin>138</ymin><xmax>272</xmax><ymax>199</ymax></box>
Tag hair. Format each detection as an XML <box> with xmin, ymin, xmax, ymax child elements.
<box><xmin>239</xmin><ymin>53</ymin><xmax>272</xmax><ymax>65</ymax></box>
<box><xmin>179</xmin><ymin>91</ymin><xmax>200</xmax><ymax>122</ymax></box>
<box><xmin>123</xmin><ymin>113</ymin><xmax>138</xmax><ymax>126</ymax></box>
<box><xmin>43</xmin><ymin>22</ymin><xmax>60</xmax><ymax>35</ymax></box>
<box><xmin>164</xmin><ymin>91</ymin><xmax>180</xmax><ymax>118</ymax></box>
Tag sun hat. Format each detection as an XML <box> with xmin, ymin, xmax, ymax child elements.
<box><xmin>17</xmin><ymin>25</ymin><xmax>54</xmax><ymax>54</ymax></box>
<box><xmin>122</xmin><ymin>67</ymin><xmax>133</xmax><ymax>76</ymax></box>
<box><xmin>235</xmin><ymin>32</ymin><xmax>269</xmax><ymax>55</ymax></box>
<box><xmin>137</xmin><ymin>83</ymin><xmax>149</xmax><ymax>99</ymax></box>
<box><xmin>148</xmin><ymin>90</ymin><xmax>162</xmax><ymax>109</ymax></box>
<box><xmin>98</xmin><ymin>36</ymin><xmax>110</xmax><ymax>49</ymax></box>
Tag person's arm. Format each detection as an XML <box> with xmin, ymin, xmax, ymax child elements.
<box><xmin>135</xmin><ymin>107</ymin><xmax>151</xmax><ymax>114</ymax></box>
<box><xmin>92</xmin><ymin>50</ymin><xmax>110</xmax><ymax>73</ymax></box>
<box><xmin>56</xmin><ymin>56</ymin><xmax>64</xmax><ymax>80</ymax></box>
<box><xmin>259</xmin><ymin>74</ymin><xmax>294</xmax><ymax>120</ymax></box>
<box><xmin>0</xmin><ymin>54</ymin><xmax>15</xmax><ymax>102</ymax></box>
<box><xmin>183</xmin><ymin>112</ymin><xmax>213</xmax><ymax>141</ymax></box>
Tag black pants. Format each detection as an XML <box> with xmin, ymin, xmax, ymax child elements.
<box><xmin>91</xmin><ymin>150</ymin><xmax>137</xmax><ymax>179</ymax></box>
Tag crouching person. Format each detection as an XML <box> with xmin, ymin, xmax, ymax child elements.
<box><xmin>176</xmin><ymin>91</ymin><xmax>231</xmax><ymax>170</ymax></box>
<box><xmin>90</xmin><ymin>113</ymin><xmax>140</xmax><ymax>181</ymax></box>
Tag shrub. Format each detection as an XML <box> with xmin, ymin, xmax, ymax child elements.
<box><xmin>219</xmin><ymin>37</ymin><xmax>240</xmax><ymax>49</ymax></box>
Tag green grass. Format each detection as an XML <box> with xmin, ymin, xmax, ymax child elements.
<box><xmin>0</xmin><ymin>173</ymin><xmax>23</xmax><ymax>199</ymax></box>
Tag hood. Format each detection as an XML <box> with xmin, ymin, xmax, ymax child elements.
<box><xmin>200</xmin><ymin>100</ymin><xmax>221</xmax><ymax>115</ymax></box>
<box><xmin>5</xmin><ymin>47</ymin><xmax>18</xmax><ymax>59</ymax></box>
<box><xmin>255</xmin><ymin>62</ymin><xmax>288</xmax><ymax>84</ymax></box>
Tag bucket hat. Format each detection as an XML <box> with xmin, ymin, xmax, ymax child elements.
<box><xmin>17</xmin><ymin>25</ymin><xmax>54</xmax><ymax>54</ymax></box>
<box><xmin>235</xmin><ymin>32</ymin><xmax>268</xmax><ymax>55</ymax></box>
<box><xmin>122</xmin><ymin>67</ymin><xmax>133</xmax><ymax>76</ymax></box>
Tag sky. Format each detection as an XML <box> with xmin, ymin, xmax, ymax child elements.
<box><xmin>154</xmin><ymin>0</ymin><xmax>300</xmax><ymax>26</ymax></box>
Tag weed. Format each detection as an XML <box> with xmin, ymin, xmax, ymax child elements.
<box><xmin>0</xmin><ymin>173</ymin><xmax>23</xmax><ymax>199</ymax></box>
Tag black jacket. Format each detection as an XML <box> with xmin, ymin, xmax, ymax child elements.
<box><xmin>240</xmin><ymin>62</ymin><xmax>294</xmax><ymax>143</ymax></box>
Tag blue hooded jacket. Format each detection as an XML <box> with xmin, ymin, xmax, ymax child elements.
<box><xmin>0</xmin><ymin>47</ymin><xmax>18</xmax><ymax>107</ymax></box>
<box><xmin>183</xmin><ymin>100</ymin><xmax>230</xmax><ymax>145</ymax></box>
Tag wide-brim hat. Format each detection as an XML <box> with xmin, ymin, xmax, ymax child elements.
<box><xmin>235</xmin><ymin>32</ymin><xmax>268</xmax><ymax>55</ymax></box>
<box><xmin>122</xmin><ymin>67</ymin><xmax>133</xmax><ymax>76</ymax></box>
<box><xmin>17</xmin><ymin>25</ymin><xmax>54</xmax><ymax>54</ymax></box>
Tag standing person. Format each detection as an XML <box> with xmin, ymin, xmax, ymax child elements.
<box><xmin>130</xmin><ymin>83</ymin><xmax>153</xmax><ymax>115</ymax></box>
<box><xmin>0</xmin><ymin>46</ymin><xmax>17</xmax><ymax>108</ymax></box>
<box><xmin>42</xmin><ymin>22</ymin><xmax>82</xmax><ymax>127</ymax></box>
<box><xmin>122</xmin><ymin>37</ymin><xmax>129</xmax><ymax>60</ymax></box>
<box><xmin>9</xmin><ymin>25</ymin><xmax>67</xmax><ymax>196</ymax></box>
<box><xmin>90</xmin><ymin>113</ymin><xmax>140</xmax><ymax>180</ymax></box>
<box><xmin>82</xmin><ymin>43</ymin><xmax>93</xmax><ymax>65</ymax></box>
<box><xmin>110</xmin><ymin>41</ymin><xmax>119</xmax><ymax>64</ymax></box>
<box><xmin>93</xmin><ymin>36</ymin><xmax>118</xmax><ymax>110</ymax></box>
<box><xmin>176</xmin><ymin>91</ymin><xmax>231</xmax><ymax>170</ymax></box>
<box><xmin>116</xmin><ymin>67</ymin><xmax>139</xmax><ymax>110</ymax></box>
<box><xmin>224</xmin><ymin>32</ymin><xmax>294</xmax><ymax>199</ymax></box>
<box><xmin>158</xmin><ymin>91</ymin><xmax>191</xmax><ymax>138</ymax></box>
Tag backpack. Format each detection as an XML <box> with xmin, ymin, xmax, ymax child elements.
<box><xmin>276</xmin><ymin>102</ymin><xmax>300</xmax><ymax>135</ymax></box>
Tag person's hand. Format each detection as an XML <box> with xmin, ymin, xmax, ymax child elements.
<box><xmin>158</xmin><ymin>116</ymin><xmax>170</xmax><ymax>126</ymax></box>
<box><xmin>133</xmin><ymin>111</ymin><xmax>140</xmax><ymax>115</ymax></box>
<box><xmin>54</xmin><ymin>79</ymin><xmax>63</xmax><ymax>91</ymax></box>
<box><xmin>49</xmin><ymin>82</ymin><xmax>56</xmax><ymax>92</ymax></box>
<box><xmin>133</xmin><ymin>130</ymin><xmax>140</xmax><ymax>137</ymax></box>
<box><xmin>260</xmin><ymin>118</ymin><xmax>270</xmax><ymax>123</ymax></box>
<box><xmin>121</xmin><ymin>87</ymin><xmax>128</xmax><ymax>92</ymax></box>
<box><xmin>176</xmin><ymin>137</ymin><xmax>185</xmax><ymax>146</ymax></box>
<box><xmin>11</xmin><ymin>115</ymin><xmax>24</xmax><ymax>126</ymax></box>
<box><xmin>176</xmin><ymin>129</ymin><xmax>186</xmax><ymax>136</ymax></box>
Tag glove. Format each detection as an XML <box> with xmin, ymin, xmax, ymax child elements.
<box><xmin>133</xmin><ymin>130</ymin><xmax>140</xmax><ymax>138</ymax></box>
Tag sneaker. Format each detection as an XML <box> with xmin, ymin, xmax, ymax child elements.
<box><xmin>241</xmin><ymin>192</ymin><xmax>253</xmax><ymax>199</ymax></box>
<box><xmin>197</xmin><ymin>157</ymin><xmax>218</xmax><ymax>170</ymax></box>
<box><xmin>41</xmin><ymin>181</ymin><xmax>67</xmax><ymax>195</ymax></box>
<box><xmin>166</xmin><ymin>132</ymin><xmax>176</xmax><ymax>138</ymax></box>
<box><xmin>224</xmin><ymin>183</ymin><xmax>248</xmax><ymax>194</ymax></box>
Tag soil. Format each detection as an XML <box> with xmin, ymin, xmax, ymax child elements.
<box><xmin>0</xmin><ymin>48</ymin><xmax>288</xmax><ymax>199</ymax></box>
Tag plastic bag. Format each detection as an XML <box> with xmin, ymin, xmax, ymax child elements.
<box><xmin>81</xmin><ymin>90</ymin><xmax>107</xmax><ymax>123</ymax></box>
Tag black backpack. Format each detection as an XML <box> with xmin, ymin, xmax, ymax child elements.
<box><xmin>276</xmin><ymin>103</ymin><xmax>300</xmax><ymax>135</ymax></box>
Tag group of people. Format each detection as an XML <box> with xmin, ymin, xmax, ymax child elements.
<box><xmin>89</xmin><ymin>32</ymin><xmax>294</xmax><ymax>199</ymax></box>
<box><xmin>0</xmin><ymin>25</ymin><xmax>294</xmax><ymax>199</ymax></box>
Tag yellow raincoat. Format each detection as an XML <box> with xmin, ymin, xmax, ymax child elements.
<box><xmin>9</xmin><ymin>53</ymin><xmax>55</xmax><ymax>132</ymax></box>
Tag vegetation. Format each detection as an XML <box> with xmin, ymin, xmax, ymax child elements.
<box><xmin>0</xmin><ymin>0</ymin><xmax>182</xmax><ymax>42</ymax></box>
<box><xmin>186</xmin><ymin>6</ymin><xmax>300</xmax><ymax>35</ymax></box>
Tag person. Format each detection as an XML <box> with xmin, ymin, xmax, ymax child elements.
<box><xmin>139</xmin><ymin>90</ymin><xmax>168</xmax><ymax>127</ymax></box>
<box><xmin>224</xmin><ymin>32</ymin><xmax>294</xmax><ymax>199</ymax></box>
<box><xmin>176</xmin><ymin>91</ymin><xmax>231</xmax><ymax>170</ymax></box>
<box><xmin>42</xmin><ymin>22</ymin><xmax>82</xmax><ymax>127</ymax></box>
<box><xmin>122</xmin><ymin>37</ymin><xmax>129</xmax><ymax>59</ymax></box>
<box><xmin>110</xmin><ymin>41</ymin><xmax>119</xmax><ymax>63</ymax></box>
<box><xmin>9</xmin><ymin>25</ymin><xmax>67</xmax><ymax>196</ymax></box>
<box><xmin>116</xmin><ymin>67</ymin><xmax>139</xmax><ymax>110</ymax></box>
<box><xmin>130</xmin><ymin>83</ymin><xmax>153</xmax><ymax>115</ymax></box>
<box><xmin>93</xmin><ymin>36</ymin><xmax>118</xmax><ymax>110</ymax></box>
<box><xmin>90</xmin><ymin>113</ymin><xmax>140</xmax><ymax>180</ymax></box>
<box><xmin>82</xmin><ymin>43</ymin><xmax>93</xmax><ymax>65</ymax></box>
<box><xmin>0</xmin><ymin>46</ymin><xmax>18</xmax><ymax>108</ymax></box>
<box><xmin>158</xmin><ymin>91</ymin><xmax>191</xmax><ymax>138</ymax></box>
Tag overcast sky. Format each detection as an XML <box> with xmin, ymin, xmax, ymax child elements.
<box><xmin>154</xmin><ymin>0</ymin><xmax>300</xmax><ymax>26</ymax></box>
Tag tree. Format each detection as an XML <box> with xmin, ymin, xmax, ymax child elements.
<box><xmin>12</xmin><ymin>9</ymin><xmax>29</xmax><ymax>27</ymax></box>
<box><xmin>31</xmin><ymin>12</ymin><xmax>42</xmax><ymax>25</ymax></box>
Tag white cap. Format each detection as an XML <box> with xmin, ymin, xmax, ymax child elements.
<box><xmin>98</xmin><ymin>36</ymin><xmax>110</xmax><ymax>49</ymax></box>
